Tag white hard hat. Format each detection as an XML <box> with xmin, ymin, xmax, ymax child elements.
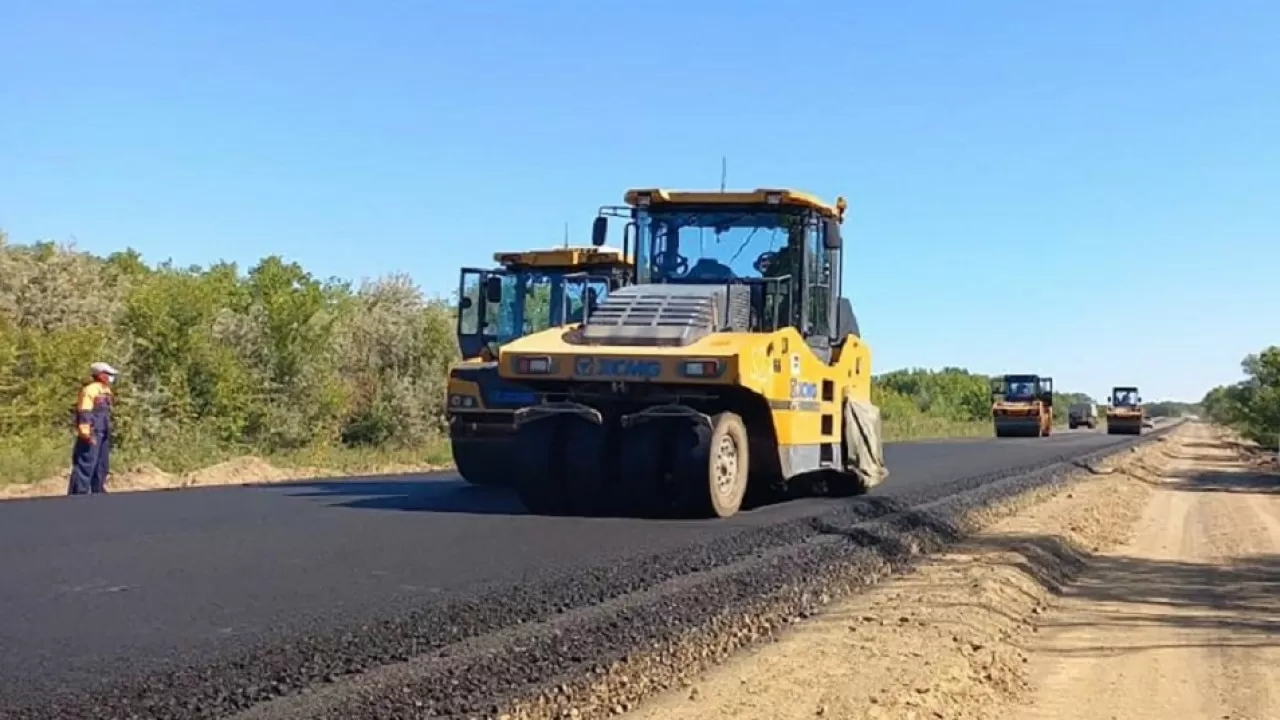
<box><xmin>89</xmin><ymin>361</ymin><xmax>119</xmax><ymax>377</ymax></box>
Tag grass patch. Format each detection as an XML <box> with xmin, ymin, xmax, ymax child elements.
<box><xmin>0</xmin><ymin>434</ymin><xmax>68</xmax><ymax>487</ymax></box>
<box><xmin>882</xmin><ymin>417</ymin><xmax>991</xmax><ymax>442</ymax></box>
<box><xmin>0</xmin><ymin>432</ymin><xmax>454</xmax><ymax>488</ymax></box>
<box><xmin>268</xmin><ymin>436</ymin><xmax>453</xmax><ymax>474</ymax></box>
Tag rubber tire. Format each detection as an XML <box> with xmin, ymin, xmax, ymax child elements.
<box><xmin>513</xmin><ymin>419</ymin><xmax>571</xmax><ymax>515</ymax></box>
<box><xmin>674</xmin><ymin>412</ymin><xmax>750</xmax><ymax>519</ymax></box>
<box><xmin>616</xmin><ymin>421</ymin><xmax>669</xmax><ymax>518</ymax></box>
<box><xmin>451</xmin><ymin>435</ymin><xmax>510</xmax><ymax>486</ymax></box>
<box><xmin>562</xmin><ymin>420</ymin><xmax>612</xmax><ymax>516</ymax></box>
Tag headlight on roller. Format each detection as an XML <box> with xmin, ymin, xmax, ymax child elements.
<box><xmin>680</xmin><ymin>359</ymin><xmax>721</xmax><ymax>377</ymax></box>
<box><xmin>516</xmin><ymin>356</ymin><xmax>555</xmax><ymax>374</ymax></box>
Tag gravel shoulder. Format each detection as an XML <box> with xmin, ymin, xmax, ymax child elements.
<box><xmin>623</xmin><ymin>422</ymin><xmax>1249</xmax><ymax>720</ymax></box>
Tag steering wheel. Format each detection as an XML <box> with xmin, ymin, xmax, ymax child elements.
<box><xmin>753</xmin><ymin>251</ymin><xmax>779</xmax><ymax>275</ymax></box>
<box><xmin>654</xmin><ymin>254</ymin><xmax>689</xmax><ymax>277</ymax></box>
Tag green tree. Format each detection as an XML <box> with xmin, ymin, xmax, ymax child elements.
<box><xmin>1201</xmin><ymin>345</ymin><xmax>1280</xmax><ymax>449</ymax></box>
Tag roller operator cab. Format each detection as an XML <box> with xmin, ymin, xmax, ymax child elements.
<box><xmin>447</xmin><ymin>246</ymin><xmax>632</xmax><ymax>485</ymax></box>
<box><xmin>1106</xmin><ymin>386</ymin><xmax>1145</xmax><ymax>435</ymax></box>
<box><xmin>991</xmin><ymin>374</ymin><xmax>1055</xmax><ymax>438</ymax></box>
<box><xmin>496</xmin><ymin>188</ymin><xmax>888</xmax><ymax>519</ymax></box>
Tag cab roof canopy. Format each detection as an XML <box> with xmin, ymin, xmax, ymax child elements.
<box><xmin>623</xmin><ymin>188</ymin><xmax>847</xmax><ymax>221</ymax></box>
<box><xmin>492</xmin><ymin>246</ymin><xmax>629</xmax><ymax>268</ymax></box>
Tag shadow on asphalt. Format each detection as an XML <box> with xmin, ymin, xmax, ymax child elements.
<box><xmin>278</xmin><ymin>478</ymin><xmax>529</xmax><ymax>515</ymax></box>
<box><xmin>271</xmin><ymin>475</ymin><xmax>853</xmax><ymax>519</ymax></box>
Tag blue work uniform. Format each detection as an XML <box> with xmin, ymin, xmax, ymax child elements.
<box><xmin>68</xmin><ymin>380</ymin><xmax>113</xmax><ymax>495</ymax></box>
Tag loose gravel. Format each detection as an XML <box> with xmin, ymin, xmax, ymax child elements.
<box><xmin>3</xmin><ymin>424</ymin><xmax>1180</xmax><ymax>720</ymax></box>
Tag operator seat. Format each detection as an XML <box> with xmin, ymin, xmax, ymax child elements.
<box><xmin>685</xmin><ymin>258</ymin><xmax>736</xmax><ymax>280</ymax></box>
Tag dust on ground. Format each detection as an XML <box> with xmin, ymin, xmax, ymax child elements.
<box><xmin>0</xmin><ymin>455</ymin><xmax>451</xmax><ymax>501</ymax></box>
<box><xmin>1020</xmin><ymin>423</ymin><xmax>1279</xmax><ymax>720</ymax></box>
<box><xmin>623</xmin><ymin>423</ymin><xmax>1277</xmax><ymax>720</ymax></box>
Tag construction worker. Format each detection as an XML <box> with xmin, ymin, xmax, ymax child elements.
<box><xmin>68</xmin><ymin>361</ymin><xmax>118</xmax><ymax>495</ymax></box>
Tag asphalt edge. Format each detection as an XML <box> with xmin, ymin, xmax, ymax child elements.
<box><xmin>496</xmin><ymin>422</ymin><xmax>1185</xmax><ymax>720</ymax></box>
<box><xmin>240</xmin><ymin>422</ymin><xmax>1186</xmax><ymax>720</ymax></box>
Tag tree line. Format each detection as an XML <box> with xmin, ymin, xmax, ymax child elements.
<box><xmin>0</xmin><ymin>235</ymin><xmax>1107</xmax><ymax>482</ymax></box>
<box><xmin>0</xmin><ymin>235</ymin><xmax>456</xmax><ymax>480</ymax></box>
<box><xmin>1200</xmin><ymin>346</ymin><xmax>1280</xmax><ymax>450</ymax></box>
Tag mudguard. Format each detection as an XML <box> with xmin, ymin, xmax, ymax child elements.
<box><xmin>845</xmin><ymin>399</ymin><xmax>890</xmax><ymax>489</ymax></box>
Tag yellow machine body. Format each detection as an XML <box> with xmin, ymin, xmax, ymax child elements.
<box><xmin>500</xmin><ymin>324</ymin><xmax>873</xmax><ymax>464</ymax></box>
<box><xmin>990</xmin><ymin>374</ymin><xmax>1055</xmax><ymax>438</ymax></box>
<box><xmin>494</xmin><ymin>187</ymin><xmax>886</xmax><ymax>519</ymax></box>
<box><xmin>1106</xmin><ymin>385</ymin><xmax>1145</xmax><ymax>435</ymax></box>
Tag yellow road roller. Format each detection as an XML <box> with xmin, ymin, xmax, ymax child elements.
<box><xmin>1106</xmin><ymin>385</ymin><xmax>1145</xmax><ymax>435</ymax></box>
<box><xmin>495</xmin><ymin>188</ymin><xmax>888</xmax><ymax>518</ymax></box>
<box><xmin>990</xmin><ymin>374</ymin><xmax>1055</xmax><ymax>438</ymax></box>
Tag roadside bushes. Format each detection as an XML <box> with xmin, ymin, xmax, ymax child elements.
<box><xmin>0</xmin><ymin>234</ymin><xmax>458</xmax><ymax>479</ymax></box>
<box><xmin>1201</xmin><ymin>346</ymin><xmax>1280</xmax><ymax>450</ymax></box>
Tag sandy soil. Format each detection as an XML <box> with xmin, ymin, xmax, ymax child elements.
<box><xmin>624</xmin><ymin>423</ymin><xmax>1278</xmax><ymax>720</ymax></box>
<box><xmin>1021</xmin><ymin>425</ymin><xmax>1279</xmax><ymax>720</ymax></box>
<box><xmin>0</xmin><ymin>455</ymin><xmax>450</xmax><ymax>501</ymax></box>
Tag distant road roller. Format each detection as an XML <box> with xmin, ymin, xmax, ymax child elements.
<box><xmin>990</xmin><ymin>374</ymin><xmax>1055</xmax><ymax>437</ymax></box>
<box><xmin>446</xmin><ymin>246</ymin><xmax>632</xmax><ymax>485</ymax></box>
<box><xmin>1106</xmin><ymin>385</ymin><xmax>1145</xmax><ymax>435</ymax></box>
<box><xmin>495</xmin><ymin>188</ymin><xmax>889</xmax><ymax>518</ymax></box>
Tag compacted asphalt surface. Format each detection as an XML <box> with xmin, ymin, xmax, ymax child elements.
<box><xmin>0</xmin><ymin>427</ymin><xmax>1142</xmax><ymax>704</ymax></box>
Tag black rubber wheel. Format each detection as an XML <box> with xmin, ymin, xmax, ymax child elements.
<box><xmin>671</xmin><ymin>412</ymin><xmax>750</xmax><ymax>519</ymax></box>
<box><xmin>562</xmin><ymin>420</ymin><xmax>613</xmax><ymax>516</ymax></box>
<box><xmin>450</xmin><ymin>434</ymin><xmax>511</xmax><ymax>486</ymax></box>
<box><xmin>613</xmin><ymin>421</ymin><xmax>672</xmax><ymax>518</ymax></box>
<box><xmin>512</xmin><ymin>420</ymin><xmax>570</xmax><ymax>515</ymax></box>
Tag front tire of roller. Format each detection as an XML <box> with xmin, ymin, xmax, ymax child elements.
<box><xmin>451</xmin><ymin>434</ymin><xmax>510</xmax><ymax>486</ymax></box>
<box><xmin>513</xmin><ymin>419</ymin><xmax>570</xmax><ymax>515</ymax></box>
<box><xmin>676</xmin><ymin>412</ymin><xmax>749</xmax><ymax>519</ymax></box>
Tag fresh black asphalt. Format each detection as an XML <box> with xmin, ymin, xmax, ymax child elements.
<box><xmin>0</xmin><ymin>428</ymin><xmax>1138</xmax><ymax>712</ymax></box>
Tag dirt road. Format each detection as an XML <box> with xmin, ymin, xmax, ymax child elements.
<box><xmin>1023</xmin><ymin>426</ymin><xmax>1279</xmax><ymax>720</ymax></box>
<box><xmin>623</xmin><ymin>423</ymin><xmax>1279</xmax><ymax>720</ymax></box>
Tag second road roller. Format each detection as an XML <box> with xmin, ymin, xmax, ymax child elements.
<box><xmin>990</xmin><ymin>373</ymin><xmax>1055</xmax><ymax>437</ymax></box>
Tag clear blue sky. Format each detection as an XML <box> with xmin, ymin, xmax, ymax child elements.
<box><xmin>3</xmin><ymin>0</ymin><xmax>1277</xmax><ymax>402</ymax></box>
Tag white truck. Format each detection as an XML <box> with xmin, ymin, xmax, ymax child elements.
<box><xmin>1068</xmin><ymin>401</ymin><xmax>1098</xmax><ymax>430</ymax></box>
